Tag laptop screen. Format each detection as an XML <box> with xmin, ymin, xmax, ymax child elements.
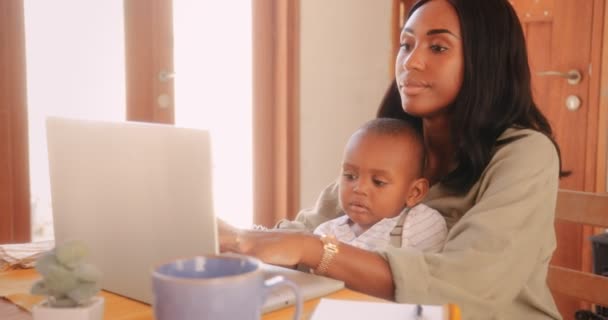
<box><xmin>47</xmin><ymin>117</ymin><xmax>218</xmax><ymax>303</ymax></box>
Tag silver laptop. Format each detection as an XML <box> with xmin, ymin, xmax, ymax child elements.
<box><xmin>47</xmin><ymin>117</ymin><xmax>344</xmax><ymax>312</ymax></box>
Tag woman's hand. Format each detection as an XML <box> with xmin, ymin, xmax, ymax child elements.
<box><xmin>217</xmin><ymin>218</ymin><xmax>312</xmax><ymax>267</ymax></box>
<box><xmin>217</xmin><ymin>218</ymin><xmax>394</xmax><ymax>299</ymax></box>
<box><xmin>236</xmin><ymin>230</ymin><xmax>311</xmax><ymax>267</ymax></box>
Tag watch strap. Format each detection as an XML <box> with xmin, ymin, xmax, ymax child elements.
<box><xmin>313</xmin><ymin>234</ymin><xmax>339</xmax><ymax>275</ymax></box>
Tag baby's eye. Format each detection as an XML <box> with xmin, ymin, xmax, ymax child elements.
<box><xmin>430</xmin><ymin>44</ymin><xmax>448</xmax><ymax>53</ymax></box>
<box><xmin>342</xmin><ymin>172</ymin><xmax>357</xmax><ymax>181</ymax></box>
<box><xmin>373</xmin><ymin>179</ymin><xmax>387</xmax><ymax>187</ymax></box>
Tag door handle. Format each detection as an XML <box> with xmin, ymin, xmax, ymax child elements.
<box><xmin>158</xmin><ymin>70</ymin><xmax>175</xmax><ymax>82</ymax></box>
<box><xmin>565</xmin><ymin>95</ymin><xmax>581</xmax><ymax>111</ymax></box>
<box><xmin>536</xmin><ymin>69</ymin><xmax>582</xmax><ymax>85</ymax></box>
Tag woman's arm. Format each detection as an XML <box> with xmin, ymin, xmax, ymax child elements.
<box><xmin>316</xmin><ymin>235</ymin><xmax>395</xmax><ymax>300</ymax></box>
<box><xmin>219</xmin><ymin>224</ymin><xmax>395</xmax><ymax>300</ymax></box>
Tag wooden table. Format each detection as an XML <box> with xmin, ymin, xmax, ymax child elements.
<box><xmin>0</xmin><ymin>268</ymin><xmax>385</xmax><ymax>320</ymax></box>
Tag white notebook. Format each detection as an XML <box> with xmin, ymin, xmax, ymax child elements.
<box><xmin>311</xmin><ymin>299</ymin><xmax>449</xmax><ymax>320</ymax></box>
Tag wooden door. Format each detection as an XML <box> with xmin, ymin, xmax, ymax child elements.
<box><xmin>124</xmin><ymin>0</ymin><xmax>175</xmax><ymax>124</ymax></box>
<box><xmin>511</xmin><ymin>0</ymin><xmax>606</xmax><ymax>317</ymax></box>
<box><xmin>0</xmin><ymin>0</ymin><xmax>173</xmax><ymax>244</ymax></box>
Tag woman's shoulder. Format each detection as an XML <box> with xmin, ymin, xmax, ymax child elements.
<box><xmin>425</xmin><ymin>128</ymin><xmax>560</xmax><ymax>228</ymax></box>
<box><xmin>494</xmin><ymin>127</ymin><xmax>558</xmax><ymax>164</ymax></box>
<box><xmin>482</xmin><ymin>127</ymin><xmax>559</xmax><ymax>189</ymax></box>
<box><xmin>498</xmin><ymin>127</ymin><xmax>554</xmax><ymax>145</ymax></box>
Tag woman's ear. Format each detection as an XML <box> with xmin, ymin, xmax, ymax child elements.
<box><xmin>405</xmin><ymin>178</ymin><xmax>429</xmax><ymax>208</ymax></box>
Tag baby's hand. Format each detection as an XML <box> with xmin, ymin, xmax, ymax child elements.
<box><xmin>217</xmin><ymin>218</ymin><xmax>240</xmax><ymax>252</ymax></box>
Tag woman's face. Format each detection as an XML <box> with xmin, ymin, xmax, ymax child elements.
<box><xmin>395</xmin><ymin>0</ymin><xmax>464</xmax><ymax>118</ymax></box>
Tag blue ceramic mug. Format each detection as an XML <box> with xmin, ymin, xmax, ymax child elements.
<box><xmin>152</xmin><ymin>254</ymin><xmax>302</xmax><ymax>320</ymax></box>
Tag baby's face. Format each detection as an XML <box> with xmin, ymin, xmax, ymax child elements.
<box><xmin>339</xmin><ymin>131</ymin><xmax>421</xmax><ymax>229</ymax></box>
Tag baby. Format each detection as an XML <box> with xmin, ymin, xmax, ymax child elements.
<box><xmin>314</xmin><ymin>118</ymin><xmax>447</xmax><ymax>252</ymax></box>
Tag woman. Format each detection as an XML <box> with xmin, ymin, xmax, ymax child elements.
<box><xmin>220</xmin><ymin>0</ymin><xmax>564</xmax><ymax>318</ymax></box>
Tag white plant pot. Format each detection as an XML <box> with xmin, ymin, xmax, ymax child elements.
<box><xmin>32</xmin><ymin>296</ymin><xmax>104</xmax><ymax>320</ymax></box>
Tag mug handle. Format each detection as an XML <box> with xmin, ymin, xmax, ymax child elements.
<box><xmin>264</xmin><ymin>275</ymin><xmax>302</xmax><ymax>320</ymax></box>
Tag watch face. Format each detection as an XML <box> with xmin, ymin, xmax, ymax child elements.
<box><xmin>322</xmin><ymin>234</ymin><xmax>338</xmax><ymax>244</ymax></box>
<box><xmin>321</xmin><ymin>235</ymin><xmax>339</xmax><ymax>252</ymax></box>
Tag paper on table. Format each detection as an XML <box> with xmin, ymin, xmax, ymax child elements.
<box><xmin>0</xmin><ymin>241</ymin><xmax>54</xmax><ymax>272</ymax></box>
<box><xmin>310</xmin><ymin>298</ymin><xmax>447</xmax><ymax>320</ymax></box>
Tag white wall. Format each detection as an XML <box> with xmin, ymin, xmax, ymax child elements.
<box><xmin>299</xmin><ymin>0</ymin><xmax>393</xmax><ymax>208</ymax></box>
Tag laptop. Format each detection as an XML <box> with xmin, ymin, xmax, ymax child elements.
<box><xmin>47</xmin><ymin>117</ymin><xmax>344</xmax><ymax>312</ymax></box>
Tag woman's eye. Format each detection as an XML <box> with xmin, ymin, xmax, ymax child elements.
<box><xmin>400</xmin><ymin>42</ymin><xmax>412</xmax><ymax>52</ymax></box>
<box><xmin>430</xmin><ymin>44</ymin><xmax>448</xmax><ymax>53</ymax></box>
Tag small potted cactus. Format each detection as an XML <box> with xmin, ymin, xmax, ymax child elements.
<box><xmin>30</xmin><ymin>240</ymin><xmax>104</xmax><ymax>320</ymax></box>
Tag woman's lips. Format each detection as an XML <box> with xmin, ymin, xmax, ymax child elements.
<box><xmin>399</xmin><ymin>80</ymin><xmax>430</xmax><ymax>96</ymax></box>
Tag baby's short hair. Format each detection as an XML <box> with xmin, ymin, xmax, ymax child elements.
<box><xmin>357</xmin><ymin>118</ymin><xmax>426</xmax><ymax>175</ymax></box>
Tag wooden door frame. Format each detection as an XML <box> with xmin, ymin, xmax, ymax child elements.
<box><xmin>583</xmin><ymin>0</ymin><xmax>607</xmax><ymax>271</ymax></box>
<box><xmin>0</xmin><ymin>0</ymin><xmax>31</xmax><ymax>243</ymax></box>
<box><xmin>587</xmin><ymin>0</ymin><xmax>606</xmax><ymax>194</ymax></box>
<box><xmin>596</xmin><ymin>0</ymin><xmax>608</xmax><ymax>194</ymax></box>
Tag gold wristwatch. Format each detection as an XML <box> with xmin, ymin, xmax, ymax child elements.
<box><xmin>313</xmin><ymin>234</ymin><xmax>339</xmax><ymax>275</ymax></box>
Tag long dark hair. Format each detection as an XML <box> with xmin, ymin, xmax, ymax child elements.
<box><xmin>378</xmin><ymin>0</ymin><xmax>567</xmax><ymax>193</ymax></box>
